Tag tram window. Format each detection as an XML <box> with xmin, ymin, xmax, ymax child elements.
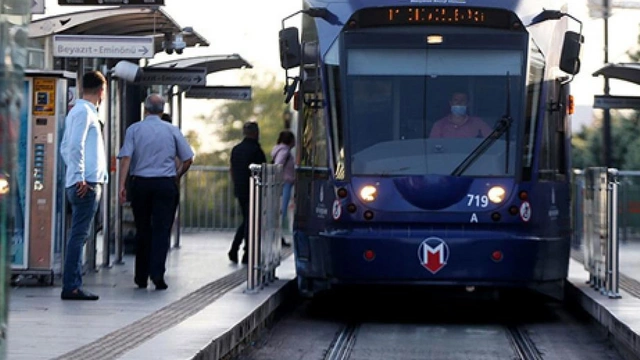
<box><xmin>328</xmin><ymin>65</ymin><xmax>345</xmax><ymax>179</ymax></box>
<box><xmin>523</xmin><ymin>42</ymin><xmax>545</xmax><ymax>180</ymax></box>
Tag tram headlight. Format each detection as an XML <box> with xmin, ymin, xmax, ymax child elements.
<box><xmin>488</xmin><ymin>186</ymin><xmax>506</xmax><ymax>204</ymax></box>
<box><xmin>359</xmin><ymin>185</ymin><xmax>377</xmax><ymax>202</ymax></box>
<box><xmin>427</xmin><ymin>35</ymin><xmax>443</xmax><ymax>44</ymax></box>
<box><xmin>0</xmin><ymin>176</ymin><xmax>9</xmax><ymax>195</ymax></box>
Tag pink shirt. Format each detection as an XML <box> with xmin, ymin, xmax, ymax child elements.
<box><xmin>429</xmin><ymin>116</ymin><xmax>492</xmax><ymax>139</ymax></box>
<box><xmin>271</xmin><ymin>144</ymin><xmax>295</xmax><ymax>183</ymax></box>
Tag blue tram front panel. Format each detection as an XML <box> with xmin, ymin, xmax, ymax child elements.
<box><xmin>294</xmin><ymin>176</ymin><xmax>570</xmax><ymax>287</ymax></box>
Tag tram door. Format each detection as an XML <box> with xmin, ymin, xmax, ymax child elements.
<box><xmin>11</xmin><ymin>71</ymin><xmax>73</xmax><ymax>284</ymax></box>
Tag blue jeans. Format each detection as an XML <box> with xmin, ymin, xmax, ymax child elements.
<box><xmin>63</xmin><ymin>183</ymin><xmax>102</xmax><ymax>292</ymax></box>
<box><xmin>281</xmin><ymin>182</ymin><xmax>293</xmax><ymax>229</ymax></box>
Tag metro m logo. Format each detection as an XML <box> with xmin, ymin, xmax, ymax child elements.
<box><xmin>417</xmin><ymin>237</ymin><xmax>450</xmax><ymax>274</ymax></box>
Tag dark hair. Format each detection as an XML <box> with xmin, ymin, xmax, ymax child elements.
<box><xmin>161</xmin><ymin>113</ymin><xmax>172</xmax><ymax>123</ymax></box>
<box><xmin>243</xmin><ymin>121</ymin><xmax>259</xmax><ymax>136</ymax></box>
<box><xmin>277</xmin><ymin>130</ymin><xmax>295</xmax><ymax>146</ymax></box>
<box><xmin>82</xmin><ymin>71</ymin><xmax>106</xmax><ymax>94</ymax></box>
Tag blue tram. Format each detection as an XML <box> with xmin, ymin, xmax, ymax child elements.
<box><xmin>278</xmin><ymin>0</ymin><xmax>583</xmax><ymax>298</ymax></box>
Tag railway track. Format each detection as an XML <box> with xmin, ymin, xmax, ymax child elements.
<box><xmin>506</xmin><ymin>325</ymin><xmax>543</xmax><ymax>360</ymax></box>
<box><xmin>324</xmin><ymin>323</ymin><xmax>360</xmax><ymax>360</ymax></box>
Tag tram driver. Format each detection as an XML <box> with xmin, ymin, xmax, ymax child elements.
<box><xmin>429</xmin><ymin>92</ymin><xmax>492</xmax><ymax>139</ymax></box>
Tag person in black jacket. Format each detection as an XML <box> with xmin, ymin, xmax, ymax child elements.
<box><xmin>228</xmin><ymin>121</ymin><xmax>266</xmax><ymax>264</ymax></box>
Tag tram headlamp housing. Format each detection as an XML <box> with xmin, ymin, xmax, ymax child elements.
<box><xmin>488</xmin><ymin>186</ymin><xmax>506</xmax><ymax>204</ymax></box>
<box><xmin>359</xmin><ymin>185</ymin><xmax>377</xmax><ymax>202</ymax></box>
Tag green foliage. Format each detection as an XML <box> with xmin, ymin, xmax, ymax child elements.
<box><xmin>210</xmin><ymin>74</ymin><xmax>288</xmax><ymax>154</ymax></box>
<box><xmin>572</xmin><ymin>111</ymin><xmax>640</xmax><ymax>170</ymax></box>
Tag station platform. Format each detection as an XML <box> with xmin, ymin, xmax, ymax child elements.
<box><xmin>7</xmin><ymin>233</ymin><xmax>640</xmax><ymax>359</ymax></box>
<box><xmin>566</xmin><ymin>242</ymin><xmax>640</xmax><ymax>358</ymax></box>
<box><xmin>7</xmin><ymin>231</ymin><xmax>296</xmax><ymax>360</ymax></box>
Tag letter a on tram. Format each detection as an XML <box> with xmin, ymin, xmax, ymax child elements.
<box><xmin>417</xmin><ymin>237</ymin><xmax>450</xmax><ymax>274</ymax></box>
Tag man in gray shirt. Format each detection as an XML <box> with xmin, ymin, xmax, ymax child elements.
<box><xmin>117</xmin><ymin>93</ymin><xmax>194</xmax><ymax>290</ymax></box>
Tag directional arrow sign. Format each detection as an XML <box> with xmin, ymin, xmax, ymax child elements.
<box><xmin>32</xmin><ymin>0</ymin><xmax>45</xmax><ymax>14</ymax></box>
<box><xmin>185</xmin><ymin>86</ymin><xmax>252</xmax><ymax>101</ymax></box>
<box><xmin>59</xmin><ymin>0</ymin><xmax>165</xmax><ymax>5</ymax></box>
<box><xmin>137</xmin><ymin>68</ymin><xmax>207</xmax><ymax>86</ymax></box>
<box><xmin>53</xmin><ymin>35</ymin><xmax>154</xmax><ymax>59</ymax></box>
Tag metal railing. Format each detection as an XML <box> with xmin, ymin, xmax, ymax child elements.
<box><xmin>247</xmin><ymin>163</ymin><xmax>284</xmax><ymax>292</ymax></box>
<box><xmin>577</xmin><ymin>167</ymin><xmax>621</xmax><ymax>299</ymax></box>
<box><xmin>181</xmin><ymin>166</ymin><xmax>239</xmax><ymax>232</ymax></box>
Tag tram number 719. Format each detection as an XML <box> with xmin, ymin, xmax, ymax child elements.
<box><xmin>467</xmin><ymin>194</ymin><xmax>489</xmax><ymax>208</ymax></box>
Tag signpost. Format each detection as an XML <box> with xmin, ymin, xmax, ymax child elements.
<box><xmin>594</xmin><ymin>95</ymin><xmax>640</xmax><ymax>109</ymax></box>
<box><xmin>136</xmin><ymin>68</ymin><xmax>207</xmax><ymax>86</ymax></box>
<box><xmin>59</xmin><ymin>0</ymin><xmax>165</xmax><ymax>5</ymax></box>
<box><xmin>185</xmin><ymin>86</ymin><xmax>252</xmax><ymax>100</ymax></box>
<box><xmin>53</xmin><ymin>35</ymin><xmax>154</xmax><ymax>59</ymax></box>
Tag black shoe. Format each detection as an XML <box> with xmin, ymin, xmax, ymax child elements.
<box><xmin>151</xmin><ymin>277</ymin><xmax>168</xmax><ymax>290</ymax></box>
<box><xmin>134</xmin><ymin>279</ymin><xmax>148</xmax><ymax>289</ymax></box>
<box><xmin>228</xmin><ymin>250</ymin><xmax>238</xmax><ymax>264</ymax></box>
<box><xmin>241</xmin><ymin>253</ymin><xmax>248</xmax><ymax>264</ymax></box>
<box><xmin>281</xmin><ymin>237</ymin><xmax>291</xmax><ymax>247</ymax></box>
<box><xmin>61</xmin><ymin>288</ymin><xmax>99</xmax><ymax>301</ymax></box>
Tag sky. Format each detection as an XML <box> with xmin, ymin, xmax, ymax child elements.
<box><xmin>34</xmin><ymin>0</ymin><xmax>640</xmax><ymax>136</ymax></box>
<box><xmin>567</xmin><ymin>0</ymin><xmax>640</xmax><ymax>131</ymax></box>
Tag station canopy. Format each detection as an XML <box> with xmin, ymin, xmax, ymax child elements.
<box><xmin>149</xmin><ymin>54</ymin><xmax>253</xmax><ymax>74</ymax></box>
<box><xmin>593</xmin><ymin>63</ymin><xmax>640</xmax><ymax>86</ymax></box>
<box><xmin>28</xmin><ymin>6</ymin><xmax>209</xmax><ymax>54</ymax></box>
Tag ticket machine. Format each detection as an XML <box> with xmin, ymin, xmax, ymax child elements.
<box><xmin>11</xmin><ymin>70</ymin><xmax>75</xmax><ymax>284</ymax></box>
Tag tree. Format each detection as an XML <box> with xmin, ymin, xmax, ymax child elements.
<box><xmin>572</xmin><ymin>110</ymin><xmax>640</xmax><ymax>170</ymax></box>
<box><xmin>191</xmin><ymin>74</ymin><xmax>289</xmax><ymax>165</ymax></box>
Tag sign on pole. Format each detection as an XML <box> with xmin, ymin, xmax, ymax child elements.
<box><xmin>593</xmin><ymin>95</ymin><xmax>640</xmax><ymax>109</ymax></box>
<box><xmin>32</xmin><ymin>0</ymin><xmax>45</xmax><ymax>14</ymax></box>
<box><xmin>59</xmin><ymin>0</ymin><xmax>165</xmax><ymax>5</ymax></box>
<box><xmin>185</xmin><ymin>86</ymin><xmax>252</xmax><ymax>101</ymax></box>
<box><xmin>587</xmin><ymin>0</ymin><xmax>640</xmax><ymax>18</ymax></box>
<box><xmin>136</xmin><ymin>68</ymin><xmax>207</xmax><ymax>86</ymax></box>
<box><xmin>53</xmin><ymin>35</ymin><xmax>154</xmax><ymax>59</ymax></box>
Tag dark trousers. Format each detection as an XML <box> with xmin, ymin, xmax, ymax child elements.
<box><xmin>231</xmin><ymin>196</ymin><xmax>250</xmax><ymax>254</ymax></box>
<box><xmin>131</xmin><ymin>177</ymin><xmax>178</xmax><ymax>281</ymax></box>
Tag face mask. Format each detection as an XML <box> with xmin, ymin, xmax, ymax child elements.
<box><xmin>451</xmin><ymin>105</ymin><xmax>467</xmax><ymax>116</ymax></box>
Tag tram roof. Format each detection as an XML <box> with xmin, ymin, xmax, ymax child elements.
<box><xmin>28</xmin><ymin>7</ymin><xmax>209</xmax><ymax>54</ymax></box>
<box><xmin>149</xmin><ymin>54</ymin><xmax>252</xmax><ymax>74</ymax></box>
<box><xmin>593</xmin><ymin>63</ymin><xmax>640</xmax><ymax>86</ymax></box>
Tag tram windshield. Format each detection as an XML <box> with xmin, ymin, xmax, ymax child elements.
<box><xmin>344</xmin><ymin>29</ymin><xmax>525</xmax><ymax>177</ymax></box>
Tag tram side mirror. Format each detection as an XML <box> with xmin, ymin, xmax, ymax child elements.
<box><xmin>279</xmin><ymin>27</ymin><xmax>301</xmax><ymax>69</ymax></box>
<box><xmin>112</xmin><ymin>60</ymin><xmax>142</xmax><ymax>82</ymax></box>
<box><xmin>560</xmin><ymin>31</ymin><xmax>584</xmax><ymax>75</ymax></box>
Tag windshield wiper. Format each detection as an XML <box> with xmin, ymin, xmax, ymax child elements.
<box><xmin>451</xmin><ymin>74</ymin><xmax>513</xmax><ymax>177</ymax></box>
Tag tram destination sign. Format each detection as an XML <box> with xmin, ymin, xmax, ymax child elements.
<box><xmin>59</xmin><ymin>0</ymin><xmax>164</xmax><ymax>5</ymax></box>
<box><xmin>136</xmin><ymin>68</ymin><xmax>207</xmax><ymax>86</ymax></box>
<box><xmin>185</xmin><ymin>86</ymin><xmax>252</xmax><ymax>101</ymax></box>
<box><xmin>53</xmin><ymin>35</ymin><xmax>154</xmax><ymax>59</ymax></box>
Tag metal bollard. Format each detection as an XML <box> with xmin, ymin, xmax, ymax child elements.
<box><xmin>246</xmin><ymin>164</ymin><xmax>263</xmax><ymax>293</ymax></box>
<box><xmin>245</xmin><ymin>163</ymin><xmax>285</xmax><ymax>293</ymax></box>
<box><xmin>606</xmin><ymin>168</ymin><xmax>622</xmax><ymax>299</ymax></box>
